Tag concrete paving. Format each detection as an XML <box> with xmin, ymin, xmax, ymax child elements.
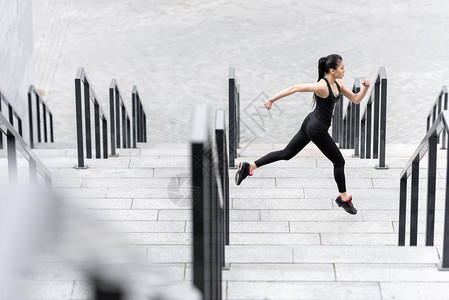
<box><xmin>6</xmin><ymin>142</ymin><xmax>446</xmax><ymax>300</ymax></box>
<box><xmin>31</xmin><ymin>0</ymin><xmax>449</xmax><ymax>147</ymax></box>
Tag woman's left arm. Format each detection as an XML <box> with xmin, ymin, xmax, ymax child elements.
<box><xmin>337</xmin><ymin>78</ymin><xmax>370</xmax><ymax>104</ymax></box>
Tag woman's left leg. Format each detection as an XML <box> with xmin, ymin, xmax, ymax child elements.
<box><xmin>308</xmin><ymin>128</ymin><xmax>347</xmax><ymax>195</ymax></box>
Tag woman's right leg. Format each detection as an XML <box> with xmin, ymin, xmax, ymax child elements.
<box><xmin>253</xmin><ymin>116</ymin><xmax>312</xmax><ymax>169</ymax></box>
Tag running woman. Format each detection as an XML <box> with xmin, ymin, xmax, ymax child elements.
<box><xmin>234</xmin><ymin>54</ymin><xmax>370</xmax><ymax>215</ymax></box>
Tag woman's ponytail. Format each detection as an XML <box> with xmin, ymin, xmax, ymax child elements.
<box><xmin>317</xmin><ymin>56</ymin><xmax>327</xmax><ymax>82</ymax></box>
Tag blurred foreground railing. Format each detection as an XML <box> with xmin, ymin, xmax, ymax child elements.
<box><xmin>0</xmin><ymin>103</ymin><xmax>51</xmax><ymax>187</ymax></box>
<box><xmin>192</xmin><ymin>105</ymin><xmax>227</xmax><ymax>300</ymax></box>
<box><xmin>228</xmin><ymin>67</ymin><xmax>240</xmax><ymax>168</ymax></box>
<box><xmin>0</xmin><ymin>186</ymin><xmax>200</xmax><ymax>300</ymax></box>
<box><xmin>399</xmin><ymin>110</ymin><xmax>449</xmax><ymax>271</ymax></box>
<box><xmin>215</xmin><ymin>109</ymin><xmax>230</xmax><ymax>246</ymax></box>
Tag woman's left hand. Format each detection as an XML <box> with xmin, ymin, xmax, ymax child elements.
<box><xmin>362</xmin><ymin>78</ymin><xmax>370</xmax><ymax>88</ymax></box>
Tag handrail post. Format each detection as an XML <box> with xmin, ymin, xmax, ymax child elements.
<box><xmin>442</xmin><ymin>88</ymin><xmax>448</xmax><ymax>149</ymax></box>
<box><xmin>109</xmin><ymin>82</ymin><xmax>116</xmax><ymax>156</ymax></box>
<box><xmin>36</xmin><ymin>97</ymin><xmax>41</xmax><ymax>143</ymax></box>
<box><xmin>216</xmin><ymin>109</ymin><xmax>230</xmax><ymax>248</ymax></box>
<box><xmin>50</xmin><ymin>114</ymin><xmax>54</xmax><ymax>143</ymax></box>
<box><xmin>43</xmin><ymin>104</ymin><xmax>48</xmax><ymax>142</ymax></box>
<box><xmin>75</xmin><ymin>75</ymin><xmax>85</xmax><ymax>168</ymax></box>
<box><xmin>121</xmin><ymin>105</ymin><xmax>126</xmax><ymax>148</ymax></box>
<box><xmin>398</xmin><ymin>176</ymin><xmax>407</xmax><ymax>246</ymax></box>
<box><xmin>7</xmin><ymin>132</ymin><xmax>17</xmax><ymax>184</ymax></box>
<box><xmin>377</xmin><ymin>72</ymin><xmax>388</xmax><ymax>169</ymax></box>
<box><xmin>360</xmin><ymin>118</ymin><xmax>366</xmax><ymax>159</ymax></box>
<box><xmin>229</xmin><ymin>67</ymin><xmax>237</xmax><ymax>168</ymax></box>
<box><xmin>373</xmin><ymin>79</ymin><xmax>380</xmax><ymax>159</ymax></box>
<box><xmin>366</xmin><ymin>100</ymin><xmax>372</xmax><ymax>159</ymax></box>
<box><xmin>116</xmin><ymin>87</ymin><xmax>121</xmax><ymax>149</ymax></box>
<box><xmin>132</xmin><ymin>89</ymin><xmax>137</xmax><ymax>148</ymax></box>
<box><xmin>28</xmin><ymin>91</ymin><xmax>34</xmax><ymax>148</ymax></box>
<box><xmin>353</xmin><ymin>80</ymin><xmax>361</xmax><ymax>157</ymax></box>
<box><xmin>426</xmin><ymin>133</ymin><xmax>437</xmax><ymax>246</ymax></box>
<box><xmin>94</xmin><ymin>103</ymin><xmax>101</xmax><ymax>159</ymax></box>
<box><xmin>102</xmin><ymin>118</ymin><xmax>108</xmax><ymax>159</ymax></box>
<box><xmin>237</xmin><ymin>83</ymin><xmax>240</xmax><ymax>148</ymax></box>
<box><xmin>410</xmin><ymin>160</ymin><xmax>419</xmax><ymax>246</ymax></box>
<box><xmin>126</xmin><ymin>117</ymin><xmax>131</xmax><ymax>148</ymax></box>
<box><xmin>143</xmin><ymin>114</ymin><xmax>147</xmax><ymax>143</ymax></box>
<box><xmin>441</xmin><ymin>145</ymin><xmax>449</xmax><ymax>269</ymax></box>
<box><xmin>84</xmin><ymin>81</ymin><xmax>92</xmax><ymax>159</ymax></box>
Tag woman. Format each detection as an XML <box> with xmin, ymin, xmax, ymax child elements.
<box><xmin>234</xmin><ymin>54</ymin><xmax>370</xmax><ymax>215</ymax></box>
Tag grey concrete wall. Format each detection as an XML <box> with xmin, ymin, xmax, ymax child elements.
<box><xmin>0</xmin><ymin>0</ymin><xmax>34</xmax><ymax>128</ymax></box>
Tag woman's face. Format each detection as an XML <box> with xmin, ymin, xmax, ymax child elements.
<box><xmin>332</xmin><ymin>60</ymin><xmax>345</xmax><ymax>79</ymax></box>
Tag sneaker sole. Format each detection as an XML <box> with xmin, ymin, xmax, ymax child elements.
<box><xmin>235</xmin><ymin>162</ymin><xmax>243</xmax><ymax>186</ymax></box>
<box><xmin>335</xmin><ymin>200</ymin><xmax>357</xmax><ymax>215</ymax></box>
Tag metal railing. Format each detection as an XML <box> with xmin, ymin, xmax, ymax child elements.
<box><xmin>215</xmin><ymin>109</ymin><xmax>230</xmax><ymax>247</ymax></box>
<box><xmin>28</xmin><ymin>86</ymin><xmax>54</xmax><ymax>148</ymax></box>
<box><xmin>75</xmin><ymin>68</ymin><xmax>108</xmax><ymax>168</ymax></box>
<box><xmin>132</xmin><ymin>86</ymin><xmax>147</xmax><ymax>148</ymax></box>
<box><xmin>398</xmin><ymin>110</ymin><xmax>449</xmax><ymax>271</ymax></box>
<box><xmin>192</xmin><ymin>104</ymin><xmax>226</xmax><ymax>300</ymax></box>
<box><xmin>228</xmin><ymin>67</ymin><xmax>240</xmax><ymax>168</ymax></box>
<box><xmin>426</xmin><ymin>86</ymin><xmax>448</xmax><ymax>149</ymax></box>
<box><xmin>333</xmin><ymin>67</ymin><xmax>388</xmax><ymax>168</ymax></box>
<box><xmin>333</xmin><ymin>78</ymin><xmax>361</xmax><ymax>155</ymax></box>
<box><xmin>360</xmin><ymin>67</ymin><xmax>388</xmax><ymax>168</ymax></box>
<box><xmin>0</xmin><ymin>108</ymin><xmax>52</xmax><ymax>187</ymax></box>
<box><xmin>0</xmin><ymin>89</ymin><xmax>23</xmax><ymax>149</ymax></box>
<box><xmin>109</xmin><ymin>79</ymin><xmax>131</xmax><ymax>156</ymax></box>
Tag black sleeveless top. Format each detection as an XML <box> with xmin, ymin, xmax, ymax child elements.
<box><xmin>312</xmin><ymin>76</ymin><xmax>341</xmax><ymax>128</ymax></box>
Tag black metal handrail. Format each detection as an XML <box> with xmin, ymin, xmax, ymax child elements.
<box><xmin>0</xmin><ymin>110</ymin><xmax>52</xmax><ymax>187</ymax></box>
<box><xmin>75</xmin><ymin>68</ymin><xmax>108</xmax><ymax>168</ymax></box>
<box><xmin>360</xmin><ymin>67</ymin><xmax>388</xmax><ymax>168</ymax></box>
<box><xmin>228</xmin><ymin>67</ymin><xmax>240</xmax><ymax>168</ymax></box>
<box><xmin>332</xmin><ymin>67</ymin><xmax>388</xmax><ymax>168</ymax></box>
<box><xmin>132</xmin><ymin>86</ymin><xmax>147</xmax><ymax>148</ymax></box>
<box><xmin>28</xmin><ymin>85</ymin><xmax>54</xmax><ymax>148</ymax></box>
<box><xmin>399</xmin><ymin>110</ymin><xmax>449</xmax><ymax>271</ymax></box>
<box><xmin>109</xmin><ymin>79</ymin><xmax>131</xmax><ymax>156</ymax></box>
<box><xmin>215</xmin><ymin>109</ymin><xmax>230</xmax><ymax>248</ymax></box>
<box><xmin>333</xmin><ymin>78</ymin><xmax>361</xmax><ymax>155</ymax></box>
<box><xmin>0</xmin><ymin>89</ymin><xmax>23</xmax><ymax>149</ymax></box>
<box><xmin>192</xmin><ymin>104</ymin><xmax>225</xmax><ymax>300</ymax></box>
<box><xmin>426</xmin><ymin>86</ymin><xmax>448</xmax><ymax>149</ymax></box>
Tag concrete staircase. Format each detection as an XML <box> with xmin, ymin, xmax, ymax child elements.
<box><xmin>7</xmin><ymin>141</ymin><xmax>449</xmax><ymax>299</ymax></box>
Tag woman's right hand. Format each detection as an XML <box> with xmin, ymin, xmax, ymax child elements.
<box><xmin>264</xmin><ymin>99</ymin><xmax>273</xmax><ymax>110</ymax></box>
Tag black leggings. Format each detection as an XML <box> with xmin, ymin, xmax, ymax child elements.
<box><xmin>254</xmin><ymin>112</ymin><xmax>346</xmax><ymax>193</ymax></box>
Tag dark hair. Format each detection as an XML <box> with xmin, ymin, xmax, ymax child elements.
<box><xmin>312</xmin><ymin>54</ymin><xmax>343</xmax><ymax>108</ymax></box>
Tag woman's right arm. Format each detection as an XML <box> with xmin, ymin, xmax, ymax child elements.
<box><xmin>264</xmin><ymin>82</ymin><xmax>326</xmax><ymax>110</ymax></box>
